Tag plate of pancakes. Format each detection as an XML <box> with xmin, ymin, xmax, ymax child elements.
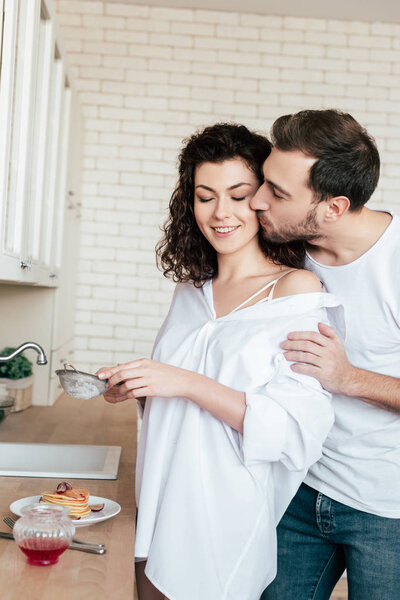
<box><xmin>10</xmin><ymin>482</ymin><xmax>121</xmax><ymax>528</ymax></box>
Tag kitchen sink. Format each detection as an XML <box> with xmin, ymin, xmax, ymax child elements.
<box><xmin>0</xmin><ymin>443</ymin><xmax>121</xmax><ymax>479</ymax></box>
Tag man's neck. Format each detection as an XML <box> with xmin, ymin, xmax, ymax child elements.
<box><xmin>307</xmin><ymin>207</ymin><xmax>392</xmax><ymax>266</ymax></box>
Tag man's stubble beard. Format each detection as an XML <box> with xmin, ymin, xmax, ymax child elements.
<box><xmin>258</xmin><ymin>204</ymin><xmax>323</xmax><ymax>244</ymax></box>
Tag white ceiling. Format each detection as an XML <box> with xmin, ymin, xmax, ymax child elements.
<box><xmin>98</xmin><ymin>0</ymin><xmax>400</xmax><ymax>23</ymax></box>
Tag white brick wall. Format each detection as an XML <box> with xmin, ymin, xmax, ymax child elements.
<box><xmin>55</xmin><ymin>1</ymin><xmax>400</xmax><ymax>373</ymax></box>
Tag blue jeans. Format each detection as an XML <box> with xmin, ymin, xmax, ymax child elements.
<box><xmin>261</xmin><ymin>483</ymin><xmax>400</xmax><ymax>600</ymax></box>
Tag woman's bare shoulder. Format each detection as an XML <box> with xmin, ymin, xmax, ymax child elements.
<box><xmin>274</xmin><ymin>269</ymin><xmax>322</xmax><ymax>299</ymax></box>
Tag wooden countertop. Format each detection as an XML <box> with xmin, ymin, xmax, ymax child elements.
<box><xmin>0</xmin><ymin>393</ymin><xmax>137</xmax><ymax>600</ymax></box>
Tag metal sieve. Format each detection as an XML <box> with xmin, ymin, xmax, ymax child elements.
<box><xmin>55</xmin><ymin>364</ymin><xmax>108</xmax><ymax>400</ymax></box>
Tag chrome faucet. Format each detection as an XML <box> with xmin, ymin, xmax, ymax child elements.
<box><xmin>0</xmin><ymin>342</ymin><xmax>48</xmax><ymax>365</ymax></box>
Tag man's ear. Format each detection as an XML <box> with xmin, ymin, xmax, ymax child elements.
<box><xmin>324</xmin><ymin>196</ymin><xmax>350</xmax><ymax>221</ymax></box>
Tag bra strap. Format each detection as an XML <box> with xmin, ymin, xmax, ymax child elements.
<box><xmin>265</xmin><ymin>269</ymin><xmax>297</xmax><ymax>301</ymax></box>
<box><xmin>231</xmin><ymin>269</ymin><xmax>297</xmax><ymax>312</ymax></box>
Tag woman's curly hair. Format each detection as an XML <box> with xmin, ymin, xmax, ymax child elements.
<box><xmin>156</xmin><ymin>123</ymin><xmax>306</xmax><ymax>286</ymax></box>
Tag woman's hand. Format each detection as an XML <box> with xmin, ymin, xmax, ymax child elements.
<box><xmin>97</xmin><ymin>359</ymin><xmax>192</xmax><ymax>402</ymax></box>
<box><xmin>95</xmin><ymin>364</ymin><xmax>127</xmax><ymax>404</ymax></box>
<box><xmin>97</xmin><ymin>360</ymin><xmax>246</xmax><ymax>431</ymax></box>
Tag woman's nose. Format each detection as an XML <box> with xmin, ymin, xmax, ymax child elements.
<box><xmin>250</xmin><ymin>186</ymin><xmax>269</xmax><ymax>211</ymax></box>
<box><xmin>213</xmin><ymin>197</ymin><xmax>232</xmax><ymax>220</ymax></box>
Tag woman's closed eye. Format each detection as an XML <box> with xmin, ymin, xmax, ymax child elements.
<box><xmin>197</xmin><ymin>195</ymin><xmax>246</xmax><ymax>202</ymax></box>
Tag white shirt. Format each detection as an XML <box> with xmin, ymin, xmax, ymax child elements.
<box><xmin>305</xmin><ymin>212</ymin><xmax>400</xmax><ymax>518</ymax></box>
<box><xmin>135</xmin><ymin>281</ymin><xmax>342</xmax><ymax>600</ymax></box>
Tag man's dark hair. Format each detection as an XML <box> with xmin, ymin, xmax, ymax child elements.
<box><xmin>157</xmin><ymin>122</ymin><xmax>306</xmax><ymax>286</ymax></box>
<box><xmin>271</xmin><ymin>109</ymin><xmax>380</xmax><ymax>210</ymax></box>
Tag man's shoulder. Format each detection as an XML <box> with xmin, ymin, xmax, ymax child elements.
<box><xmin>388</xmin><ymin>211</ymin><xmax>400</xmax><ymax>233</ymax></box>
<box><xmin>377</xmin><ymin>212</ymin><xmax>400</xmax><ymax>258</ymax></box>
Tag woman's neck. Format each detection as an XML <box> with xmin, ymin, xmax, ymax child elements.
<box><xmin>215</xmin><ymin>242</ymin><xmax>281</xmax><ymax>284</ymax></box>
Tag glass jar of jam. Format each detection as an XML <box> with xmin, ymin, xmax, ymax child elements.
<box><xmin>13</xmin><ymin>503</ymin><xmax>75</xmax><ymax>566</ymax></box>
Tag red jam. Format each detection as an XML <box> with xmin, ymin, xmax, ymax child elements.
<box><xmin>18</xmin><ymin>538</ymin><xmax>69</xmax><ymax>566</ymax></box>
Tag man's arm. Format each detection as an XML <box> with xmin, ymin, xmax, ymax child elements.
<box><xmin>280</xmin><ymin>322</ymin><xmax>400</xmax><ymax>413</ymax></box>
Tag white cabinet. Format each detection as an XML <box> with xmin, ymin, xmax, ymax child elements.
<box><xmin>0</xmin><ymin>0</ymin><xmax>81</xmax><ymax>406</ymax></box>
<box><xmin>0</xmin><ymin>89</ymin><xmax>81</xmax><ymax>405</ymax></box>
<box><xmin>0</xmin><ymin>0</ymin><xmax>75</xmax><ymax>287</ymax></box>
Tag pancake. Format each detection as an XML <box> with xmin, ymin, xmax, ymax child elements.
<box><xmin>41</xmin><ymin>482</ymin><xmax>91</xmax><ymax>519</ymax></box>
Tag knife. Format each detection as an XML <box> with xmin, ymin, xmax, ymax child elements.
<box><xmin>0</xmin><ymin>531</ymin><xmax>106</xmax><ymax>554</ymax></box>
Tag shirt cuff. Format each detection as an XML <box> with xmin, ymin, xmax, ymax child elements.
<box><xmin>240</xmin><ymin>393</ymin><xmax>288</xmax><ymax>464</ymax></box>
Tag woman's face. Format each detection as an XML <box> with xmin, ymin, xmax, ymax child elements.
<box><xmin>194</xmin><ymin>159</ymin><xmax>261</xmax><ymax>257</ymax></box>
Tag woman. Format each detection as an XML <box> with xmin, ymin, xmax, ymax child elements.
<box><xmin>98</xmin><ymin>124</ymin><xmax>342</xmax><ymax>600</ymax></box>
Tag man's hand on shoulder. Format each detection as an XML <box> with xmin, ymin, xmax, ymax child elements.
<box><xmin>280</xmin><ymin>321</ymin><xmax>356</xmax><ymax>395</ymax></box>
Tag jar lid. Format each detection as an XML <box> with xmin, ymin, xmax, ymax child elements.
<box><xmin>21</xmin><ymin>502</ymin><xmax>70</xmax><ymax>519</ymax></box>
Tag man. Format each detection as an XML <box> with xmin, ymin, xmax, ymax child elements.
<box><xmin>250</xmin><ymin>109</ymin><xmax>400</xmax><ymax>599</ymax></box>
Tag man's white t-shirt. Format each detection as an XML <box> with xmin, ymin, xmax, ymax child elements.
<box><xmin>305</xmin><ymin>211</ymin><xmax>400</xmax><ymax>518</ymax></box>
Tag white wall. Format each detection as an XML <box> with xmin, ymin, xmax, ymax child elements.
<box><xmin>55</xmin><ymin>0</ymin><xmax>400</xmax><ymax>373</ymax></box>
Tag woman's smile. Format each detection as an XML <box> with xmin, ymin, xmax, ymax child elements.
<box><xmin>211</xmin><ymin>225</ymin><xmax>241</xmax><ymax>237</ymax></box>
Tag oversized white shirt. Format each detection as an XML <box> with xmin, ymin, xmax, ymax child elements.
<box><xmin>135</xmin><ymin>281</ymin><xmax>342</xmax><ymax>600</ymax></box>
<box><xmin>305</xmin><ymin>212</ymin><xmax>400</xmax><ymax>517</ymax></box>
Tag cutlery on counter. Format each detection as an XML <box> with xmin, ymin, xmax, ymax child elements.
<box><xmin>0</xmin><ymin>530</ymin><xmax>106</xmax><ymax>554</ymax></box>
<box><xmin>2</xmin><ymin>516</ymin><xmax>106</xmax><ymax>555</ymax></box>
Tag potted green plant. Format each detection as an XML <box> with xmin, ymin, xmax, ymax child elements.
<box><xmin>0</xmin><ymin>347</ymin><xmax>34</xmax><ymax>412</ymax></box>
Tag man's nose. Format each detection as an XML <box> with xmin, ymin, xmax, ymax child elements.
<box><xmin>250</xmin><ymin>186</ymin><xmax>270</xmax><ymax>211</ymax></box>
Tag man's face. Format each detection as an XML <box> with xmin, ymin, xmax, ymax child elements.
<box><xmin>250</xmin><ymin>148</ymin><xmax>325</xmax><ymax>243</ymax></box>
